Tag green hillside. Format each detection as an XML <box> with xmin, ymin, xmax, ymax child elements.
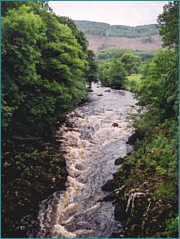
<box><xmin>75</xmin><ymin>20</ymin><xmax>159</xmax><ymax>38</ymax></box>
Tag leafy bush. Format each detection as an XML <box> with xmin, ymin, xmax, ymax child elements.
<box><xmin>1</xmin><ymin>2</ymin><xmax>89</xmax><ymax>137</ymax></box>
<box><xmin>165</xmin><ymin>216</ymin><xmax>179</xmax><ymax>238</ymax></box>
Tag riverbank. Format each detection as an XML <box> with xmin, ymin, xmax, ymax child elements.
<box><xmin>2</xmin><ymin>84</ymin><xmax>178</xmax><ymax>238</ymax></box>
<box><xmin>103</xmin><ymin>124</ymin><xmax>179</xmax><ymax>238</ymax></box>
<box><xmin>1</xmin><ymin>136</ymin><xmax>68</xmax><ymax>238</ymax></box>
<box><xmin>2</xmin><ymin>83</ymin><xmax>137</xmax><ymax>238</ymax></box>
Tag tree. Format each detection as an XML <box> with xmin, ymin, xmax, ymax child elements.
<box><xmin>137</xmin><ymin>49</ymin><xmax>178</xmax><ymax>123</ymax></box>
<box><xmin>114</xmin><ymin>50</ymin><xmax>126</xmax><ymax>59</ymax></box>
<box><xmin>120</xmin><ymin>51</ymin><xmax>141</xmax><ymax>75</ymax></box>
<box><xmin>85</xmin><ymin>50</ymin><xmax>98</xmax><ymax>87</ymax></box>
<box><xmin>56</xmin><ymin>16</ymin><xmax>88</xmax><ymax>52</ymax></box>
<box><xmin>136</xmin><ymin>0</ymin><xmax>179</xmax><ymax>123</ymax></box>
<box><xmin>98</xmin><ymin>56</ymin><xmax>128</xmax><ymax>89</ymax></box>
<box><xmin>108</xmin><ymin>58</ymin><xmax>128</xmax><ymax>89</ymax></box>
<box><xmin>1</xmin><ymin>5</ymin><xmax>43</xmax><ymax>135</ymax></box>
<box><xmin>97</xmin><ymin>62</ymin><xmax>111</xmax><ymax>86</ymax></box>
<box><xmin>1</xmin><ymin>3</ymin><xmax>88</xmax><ymax>137</ymax></box>
<box><xmin>157</xmin><ymin>1</ymin><xmax>179</xmax><ymax>49</ymax></box>
<box><xmin>1</xmin><ymin>1</ymin><xmax>26</xmax><ymax>16</ymax></box>
<box><xmin>35</xmin><ymin>10</ymin><xmax>88</xmax><ymax>110</ymax></box>
<box><xmin>123</xmin><ymin>3</ymin><xmax>179</xmax><ymax>237</ymax></box>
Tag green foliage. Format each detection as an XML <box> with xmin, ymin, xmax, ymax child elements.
<box><xmin>127</xmin><ymin>74</ymin><xmax>142</xmax><ymax>84</ymax></box>
<box><xmin>75</xmin><ymin>20</ymin><xmax>159</xmax><ymax>38</ymax></box>
<box><xmin>97</xmin><ymin>62</ymin><xmax>111</xmax><ymax>86</ymax></box>
<box><xmin>1</xmin><ymin>4</ymin><xmax>43</xmax><ymax>134</ymax></box>
<box><xmin>98</xmin><ymin>51</ymin><xmax>141</xmax><ymax>89</ymax></box>
<box><xmin>157</xmin><ymin>1</ymin><xmax>179</xmax><ymax>49</ymax></box>
<box><xmin>103</xmin><ymin>2</ymin><xmax>178</xmax><ymax>237</ymax></box>
<box><xmin>108</xmin><ymin>58</ymin><xmax>128</xmax><ymax>89</ymax></box>
<box><xmin>112</xmin><ymin>118</ymin><xmax>178</xmax><ymax>238</ymax></box>
<box><xmin>97</xmin><ymin>48</ymin><xmax>158</xmax><ymax>65</ymax></box>
<box><xmin>97</xmin><ymin>48</ymin><xmax>124</xmax><ymax>60</ymax></box>
<box><xmin>120</xmin><ymin>51</ymin><xmax>141</xmax><ymax>75</ymax></box>
<box><xmin>128</xmin><ymin>121</ymin><xmax>178</xmax><ymax>203</ymax></box>
<box><xmin>122</xmin><ymin>4</ymin><xmax>179</xmax><ymax>235</ymax></box>
<box><xmin>1</xmin><ymin>138</ymin><xmax>68</xmax><ymax>238</ymax></box>
<box><xmin>75</xmin><ymin>20</ymin><xmax>109</xmax><ymax>36</ymax></box>
<box><xmin>97</xmin><ymin>57</ymin><xmax>128</xmax><ymax>89</ymax></box>
<box><xmin>114</xmin><ymin>50</ymin><xmax>127</xmax><ymax>59</ymax></box>
<box><xmin>1</xmin><ymin>4</ymin><xmax>94</xmax><ymax>236</ymax></box>
<box><xmin>126</xmin><ymin>74</ymin><xmax>142</xmax><ymax>91</ymax></box>
<box><xmin>1</xmin><ymin>1</ymin><xmax>27</xmax><ymax>16</ymax></box>
<box><xmin>127</xmin><ymin>79</ymin><xmax>137</xmax><ymax>92</ymax></box>
<box><xmin>1</xmin><ymin>3</ymin><xmax>89</xmax><ymax>137</ymax></box>
<box><xmin>109</xmin><ymin>24</ymin><xmax>159</xmax><ymax>38</ymax></box>
<box><xmin>165</xmin><ymin>216</ymin><xmax>179</xmax><ymax>238</ymax></box>
<box><xmin>85</xmin><ymin>50</ymin><xmax>98</xmax><ymax>87</ymax></box>
<box><xmin>1</xmin><ymin>94</ymin><xmax>14</xmax><ymax>129</ymax></box>
<box><xmin>135</xmin><ymin>49</ymin><xmax>159</xmax><ymax>62</ymax></box>
<box><xmin>161</xmin><ymin>144</ymin><xmax>173</xmax><ymax>168</ymax></box>
<box><xmin>135</xmin><ymin>49</ymin><xmax>179</xmax><ymax>123</ymax></box>
<box><xmin>56</xmin><ymin>16</ymin><xmax>88</xmax><ymax>52</ymax></box>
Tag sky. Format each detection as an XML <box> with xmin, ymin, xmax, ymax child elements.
<box><xmin>48</xmin><ymin>1</ymin><xmax>168</xmax><ymax>27</ymax></box>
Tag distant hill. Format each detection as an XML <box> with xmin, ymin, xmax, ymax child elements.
<box><xmin>75</xmin><ymin>20</ymin><xmax>162</xmax><ymax>54</ymax></box>
<box><xmin>75</xmin><ymin>20</ymin><xmax>159</xmax><ymax>38</ymax></box>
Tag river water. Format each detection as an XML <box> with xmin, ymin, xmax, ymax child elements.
<box><xmin>36</xmin><ymin>83</ymin><xmax>137</xmax><ymax>238</ymax></box>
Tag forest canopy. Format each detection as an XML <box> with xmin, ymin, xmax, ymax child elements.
<box><xmin>1</xmin><ymin>1</ymin><xmax>97</xmax><ymax>138</ymax></box>
<box><xmin>75</xmin><ymin>20</ymin><xmax>159</xmax><ymax>37</ymax></box>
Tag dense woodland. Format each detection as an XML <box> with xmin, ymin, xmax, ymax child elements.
<box><xmin>1</xmin><ymin>1</ymin><xmax>97</xmax><ymax>237</ymax></box>
<box><xmin>100</xmin><ymin>2</ymin><xmax>179</xmax><ymax>237</ymax></box>
<box><xmin>1</xmin><ymin>1</ymin><xmax>98</xmax><ymax>138</ymax></box>
<box><xmin>75</xmin><ymin>20</ymin><xmax>159</xmax><ymax>38</ymax></box>
<box><xmin>1</xmin><ymin>1</ymin><xmax>179</xmax><ymax>238</ymax></box>
<box><xmin>96</xmin><ymin>48</ymin><xmax>159</xmax><ymax>62</ymax></box>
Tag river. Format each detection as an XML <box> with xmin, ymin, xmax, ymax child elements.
<box><xmin>35</xmin><ymin>83</ymin><xmax>137</xmax><ymax>238</ymax></box>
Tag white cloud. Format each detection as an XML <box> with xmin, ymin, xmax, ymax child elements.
<box><xmin>49</xmin><ymin>1</ymin><xmax>168</xmax><ymax>26</ymax></box>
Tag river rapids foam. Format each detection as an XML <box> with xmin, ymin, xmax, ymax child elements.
<box><xmin>34</xmin><ymin>83</ymin><xmax>137</xmax><ymax>238</ymax></box>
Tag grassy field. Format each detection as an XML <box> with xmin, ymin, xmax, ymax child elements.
<box><xmin>126</xmin><ymin>74</ymin><xmax>142</xmax><ymax>91</ymax></box>
<box><xmin>128</xmin><ymin>74</ymin><xmax>142</xmax><ymax>83</ymax></box>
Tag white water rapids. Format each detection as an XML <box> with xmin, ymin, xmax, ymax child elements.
<box><xmin>35</xmin><ymin>83</ymin><xmax>137</xmax><ymax>238</ymax></box>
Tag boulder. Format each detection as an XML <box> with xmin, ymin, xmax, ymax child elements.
<box><xmin>112</xmin><ymin>123</ymin><xmax>119</xmax><ymax>127</ymax></box>
<box><xmin>115</xmin><ymin>157</ymin><xmax>124</xmax><ymax>165</ymax></box>
<box><xmin>126</xmin><ymin>130</ymin><xmax>144</xmax><ymax>145</ymax></box>
<box><xmin>102</xmin><ymin>179</ymin><xmax>116</xmax><ymax>191</ymax></box>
